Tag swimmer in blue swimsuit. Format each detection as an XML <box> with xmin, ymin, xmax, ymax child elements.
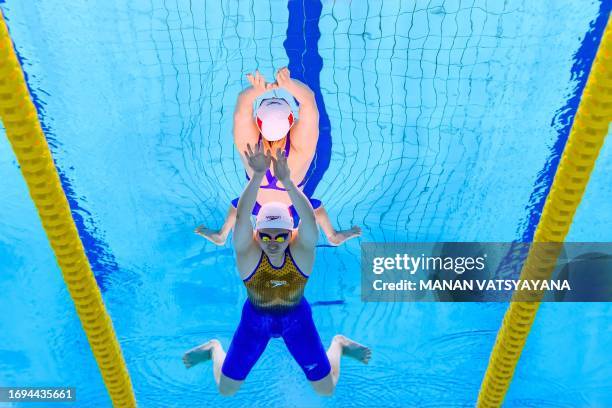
<box><xmin>195</xmin><ymin>67</ymin><xmax>361</xmax><ymax>246</ymax></box>
<box><xmin>183</xmin><ymin>142</ymin><xmax>371</xmax><ymax>396</ymax></box>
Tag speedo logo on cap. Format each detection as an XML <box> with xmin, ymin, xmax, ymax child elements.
<box><xmin>266</xmin><ymin>215</ymin><xmax>281</xmax><ymax>221</ymax></box>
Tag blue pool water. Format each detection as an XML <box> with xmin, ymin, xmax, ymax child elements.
<box><xmin>1</xmin><ymin>1</ymin><xmax>611</xmax><ymax>406</ymax></box>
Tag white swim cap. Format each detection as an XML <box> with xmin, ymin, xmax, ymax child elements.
<box><xmin>256</xmin><ymin>201</ymin><xmax>294</xmax><ymax>230</ymax></box>
<box><xmin>255</xmin><ymin>98</ymin><xmax>294</xmax><ymax>142</ymax></box>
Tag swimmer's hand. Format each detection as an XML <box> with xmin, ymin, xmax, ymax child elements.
<box><xmin>275</xmin><ymin>67</ymin><xmax>292</xmax><ymax>88</ymax></box>
<box><xmin>275</xmin><ymin>67</ymin><xmax>314</xmax><ymax>104</ymax></box>
<box><xmin>244</xmin><ymin>141</ymin><xmax>272</xmax><ymax>174</ymax></box>
<box><xmin>271</xmin><ymin>148</ymin><xmax>291</xmax><ymax>184</ymax></box>
<box><xmin>246</xmin><ymin>70</ymin><xmax>278</xmax><ymax>96</ymax></box>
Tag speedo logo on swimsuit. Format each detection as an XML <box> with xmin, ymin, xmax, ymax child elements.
<box><xmin>266</xmin><ymin>215</ymin><xmax>281</xmax><ymax>221</ymax></box>
<box><xmin>270</xmin><ymin>280</ymin><xmax>287</xmax><ymax>288</ymax></box>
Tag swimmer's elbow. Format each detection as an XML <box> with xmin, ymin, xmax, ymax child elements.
<box><xmin>303</xmin><ymin>88</ymin><xmax>315</xmax><ymax>100</ymax></box>
<box><xmin>300</xmin><ymin>91</ymin><xmax>316</xmax><ymax>107</ymax></box>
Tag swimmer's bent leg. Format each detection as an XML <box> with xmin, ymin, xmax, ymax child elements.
<box><xmin>182</xmin><ymin>340</ymin><xmax>240</xmax><ymax>396</ymax></box>
<box><xmin>311</xmin><ymin>335</ymin><xmax>343</xmax><ymax>396</ymax></box>
<box><xmin>195</xmin><ymin>205</ymin><xmax>237</xmax><ymax>246</ymax></box>
<box><xmin>220</xmin><ymin>301</ymin><xmax>271</xmax><ymax>394</ymax></box>
<box><xmin>281</xmin><ymin>300</ymin><xmax>333</xmax><ymax>394</ymax></box>
<box><xmin>312</xmin><ymin>204</ymin><xmax>362</xmax><ymax>246</ymax></box>
<box><xmin>314</xmin><ymin>335</ymin><xmax>373</xmax><ymax>396</ymax></box>
<box><xmin>206</xmin><ymin>341</ymin><xmax>243</xmax><ymax>397</ymax></box>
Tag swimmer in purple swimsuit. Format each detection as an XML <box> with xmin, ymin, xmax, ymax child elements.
<box><xmin>195</xmin><ymin>67</ymin><xmax>361</xmax><ymax>246</ymax></box>
<box><xmin>183</xmin><ymin>143</ymin><xmax>371</xmax><ymax>396</ymax></box>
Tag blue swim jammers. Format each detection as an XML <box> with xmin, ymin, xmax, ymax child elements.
<box><xmin>221</xmin><ymin>298</ymin><xmax>331</xmax><ymax>382</ymax></box>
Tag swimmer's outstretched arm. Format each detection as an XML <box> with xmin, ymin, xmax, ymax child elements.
<box><xmin>272</xmin><ymin>148</ymin><xmax>318</xmax><ymax>248</ymax></box>
<box><xmin>233</xmin><ymin>142</ymin><xmax>271</xmax><ymax>254</ymax></box>
<box><xmin>234</xmin><ymin>71</ymin><xmax>276</xmax><ymax>162</ymax></box>
<box><xmin>275</xmin><ymin>67</ymin><xmax>318</xmax><ymax>159</ymax></box>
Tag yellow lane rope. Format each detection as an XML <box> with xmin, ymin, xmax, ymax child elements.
<box><xmin>477</xmin><ymin>15</ymin><xmax>612</xmax><ymax>408</ymax></box>
<box><xmin>0</xmin><ymin>11</ymin><xmax>136</xmax><ymax>407</ymax></box>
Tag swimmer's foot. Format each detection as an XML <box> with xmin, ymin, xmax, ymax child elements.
<box><xmin>183</xmin><ymin>339</ymin><xmax>221</xmax><ymax>369</ymax></box>
<box><xmin>328</xmin><ymin>226</ymin><xmax>362</xmax><ymax>246</ymax></box>
<box><xmin>195</xmin><ymin>225</ymin><xmax>227</xmax><ymax>246</ymax></box>
<box><xmin>334</xmin><ymin>335</ymin><xmax>371</xmax><ymax>364</ymax></box>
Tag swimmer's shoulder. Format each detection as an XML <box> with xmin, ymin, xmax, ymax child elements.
<box><xmin>235</xmin><ymin>242</ymin><xmax>263</xmax><ymax>280</ymax></box>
